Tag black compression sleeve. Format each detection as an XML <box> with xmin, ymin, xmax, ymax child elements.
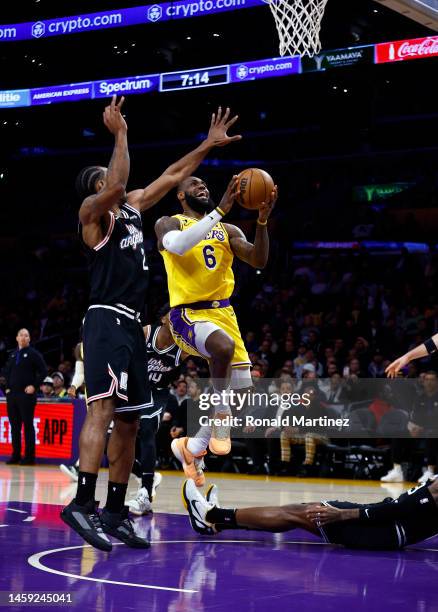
<box><xmin>359</xmin><ymin>485</ymin><xmax>436</xmax><ymax>522</ymax></box>
<box><xmin>424</xmin><ymin>337</ymin><xmax>438</xmax><ymax>355</ymax></box>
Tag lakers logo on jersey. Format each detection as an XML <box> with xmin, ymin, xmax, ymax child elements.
<box><xmin>160</xmin><ymin>214</ymin><xmax>235</xmax><ymax>307</ymax></box>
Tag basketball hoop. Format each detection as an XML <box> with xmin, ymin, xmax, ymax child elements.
<box><xmin>266</xmin><ymin>0</ymin><xmax>329</xmax><ymax>58</ymax></box>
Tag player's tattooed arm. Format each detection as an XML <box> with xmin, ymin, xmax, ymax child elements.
<box><xmin>225</xmin><ymin>186</ymin><xmax>277</xmax><ymax>269</ymax></box>
<box><xmin>127</xmin><ymin>107</ymin><xmax>242</xmax><ymax>213</ymax></box>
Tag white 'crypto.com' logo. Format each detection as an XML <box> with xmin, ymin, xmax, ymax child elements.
<box><xmin>147</xmin><ymin>5</ymin><xmax>163</xmax><ymax>22</ymax></box>
<box><xmin>32</xmin><ymin>21</ymin><xmax>46</xmax><ymax>38</ymax></box>
<box><xmin>236</xmin><ymin>65</ymin><xmax>249</xmax><ymax>79</ymax></box>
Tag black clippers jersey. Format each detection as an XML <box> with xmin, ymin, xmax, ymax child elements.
<box><xmin>146</xmin><ymin>325</ymin><xmax>182</xmax><ymax>390</ymax></box>
<box><xmin>81</xmin><ymin>202</ymin><xmax>149</xmax><ymax>312</ymax></box>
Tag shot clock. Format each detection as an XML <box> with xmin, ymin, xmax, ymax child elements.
<box><xmin>160</xmin><ymin>65</ymin><xmax>229</xmax><ymax>91</ymax></box>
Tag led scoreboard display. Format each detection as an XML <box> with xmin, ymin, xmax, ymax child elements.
<box><xmin>160</xmin><ymin>66</ymin><xmax>229</xmax><ymax>91</ymax></box>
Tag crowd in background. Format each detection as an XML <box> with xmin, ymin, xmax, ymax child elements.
<box><xmin>2</xmin><ymin>242</ymin><xmax>438</xmax><ymax>481</ymax></box>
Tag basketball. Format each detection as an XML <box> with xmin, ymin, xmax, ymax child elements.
<box><xmin>236</xmin><ymin>168</ymin><xmax>275</xmax><ymax>210</ymax></box>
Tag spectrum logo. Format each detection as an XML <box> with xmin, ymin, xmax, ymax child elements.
<box><xmin>32</xmin><ymin>21</ymin><xmax>46</xmax><ymax>38</ymax></box>
<box><xmin>236</xmin><ymin>65</ymin><xmax>249</xmax><ymax>79</ymax></box>
<box><xmin>147</xmin><ymin>5</ymin><xmax>163</xmax><ymax>22</ymax></box>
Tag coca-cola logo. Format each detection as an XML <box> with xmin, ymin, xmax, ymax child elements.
<box><xmin>377</xmin><ymin>36</ymin><xmax>438</xmax><ymax>63</ymax></box>
<box><xmin>398</xmin><ymin>38</ymin><xmax>438</xmax><ymax>58</ymax></box>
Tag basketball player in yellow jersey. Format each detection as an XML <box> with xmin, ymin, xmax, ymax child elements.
<box><xmin>155</xmin><ymin>169</ymin><xmax>277</xmax><ymax>485</ymax></box>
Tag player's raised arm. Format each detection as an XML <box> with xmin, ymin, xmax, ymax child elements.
<box><xmin>225</xmin><ymin>186</ymin><xmax>277</xmax><ymax>269</ymax></box>
<box><xmin>127</xmin><ymin>107</ymin><xmax>242</xmax><ymax>212</ymax></box>
<box><xmin>386</xmin><ymin>333</ymin><xmax>438</xmax><ymax>378</ymax></box>
<box><xmin>79</xmin><ymin>96</ymin><xmax>128</xmax><ymax>227</ymax></box>
<box><xmin>155</xmin><ymin>177</ymin><xmax>239</xmax><ymax>254</ymax></box>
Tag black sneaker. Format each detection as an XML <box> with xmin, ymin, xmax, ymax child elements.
<box><xmin>6</xmin><ymin>456</ymin><xmax>20</xmax><ymax>465</ymax></box>
<box><xmin>20</xmin><ymin>458</ymin><xmax>35</xmax><ymax>466</ymax></box>
<box><xmin>101</xmin><ymin>506</ymin><xmax>150</xmax><ymax>548</ymax></box>
<box><xmin>60</xmin><ymin>500</ymin><xmax>112</xmax><ymax>552</ymax></box>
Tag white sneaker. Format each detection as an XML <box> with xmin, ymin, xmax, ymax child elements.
<box><xmin>151</xmin><ymin>472</ymin><xmax>162</xmax><ymax>500</ymax></box>
<box><xmin>182</xmin><ymin>479</ymin><xmax>215</xmax><ymax>535</ymax></box>
<box><xmin>381</xmin><ymin>466</ymin><xmax>404</xmax><ymax>483</ymax></box>
<box><xmin>418</xmin><ymin>469</ymin><xmax>436</xmax><ymax>484</ymax></box>
<box><xmin>127</xmin><ymin>487</ymin><xmax>152</xmax><ymax>516</ymax></box>
<box><xmin>59</xmin><ymin>464</ymin><xmax>79</xmax><ymax>482</ymax></box>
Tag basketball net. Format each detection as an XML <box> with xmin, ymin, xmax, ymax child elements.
<box><xmin>266</xmin><ymin>0</ymin><xmax>329</xmax><ymax>58</ymax></box>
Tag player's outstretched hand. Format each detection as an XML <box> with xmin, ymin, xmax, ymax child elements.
<box><xmin>385</xmin><ymin>354</ymin><xmax>409</xmax><ymax>378</ymax></box>
<box><xmin>103</xmin><ymin>95</ymin><xmax>127</xmax><ymax>135</ymax></box>
<box><xmin>258</xmin><ymin>185</ymin><xmax>278</xmax><ymax>224</ymax></box>
<box><xmin>305</xmin><ymin>504</ymin><xmax>344</xmax><ymax>525</ymax></box>
<box><xmin>218</xmin><ymin>176</ymin><xmax>240</xmax><ymax>215</ymax></box>
<box><xmin>207</xmin><ymin>106</ymin><xmax>242</xmax><ymax>147</ymax></box>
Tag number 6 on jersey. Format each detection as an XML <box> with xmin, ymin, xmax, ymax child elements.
<box><xmin>203</xmin><ymin>245</ymin><xmax>217</xmax><ymax>269</ymax></box>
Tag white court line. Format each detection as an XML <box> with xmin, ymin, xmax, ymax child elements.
<box><xmin>0</xmin><ymin>524</ymin><xmax>9</xmax><ymax>527</ymax></box>
<box><xmin>6</xmin><ymin>508</ymin><xmax>27</xmax><ymax>514</ymax></box>
<box><xmin>23</xmin><ymin>516</ymin><xmax>35</xmax><ymax>522</ymax></box>
<box><xmin>28</xmin><ymin>540</ymin><xmax>261</xmax><ymax>594</ymax></box>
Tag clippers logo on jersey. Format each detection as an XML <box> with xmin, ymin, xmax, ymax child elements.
<box><xmin>81</xmin><ymin>202</ymin><xmax>149</xmax><ymax>313</ymax></box>
<box><xmin>146</xmin><ymin>325</ymin><xmax>182</xmax><ymax>389</ymax></box>
<box><xmin>148</xmin><ymin>357</ymin><xmax>174</xmax><ymax>375</ymax></box>
<box><xmin>120</xmin><ymin>224</ymin><xmax>144</xmax><ymax>250</ymax></box>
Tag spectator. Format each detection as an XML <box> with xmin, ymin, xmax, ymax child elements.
<box><xmin>279</xmin><ymin>385</ymin><xmax>329</xmax><ymax>477</ymax></box>
<box><xmin>293</xmin><ymin>344</ymin><xmax>307</xmax><ymax>374</ymax></box>
<box><xmin>52</xmin><ymin>371</ymin><xmax>67</xmax><ymax>398</ymax></box>
<box><xmin>0</xmin><ymin>375</ymin><xmax>6</xmax><ymax>398</ymax></box>
<box><xmin>3</xmin><ymin>328</ymin><xmax>47</xmax><ymax>465</ymax></box>
<box><xmin>381</xmin><ymin>371</ymin><xmax>438</xmax><ymax>483</ymax></box>
<box><xmin>39</xmin><ymin>376</ymin><xmax>55</xmax><ymax>399</ymax></box>
<box><xmin>368</xmin><ymin>351</ymin><xmax>386</xmax><ymax>378</ymax></box>
<box><xmin>323</xmin><ymin>373</ymin><xmax>347</xmax><ymax>404</ymax></box>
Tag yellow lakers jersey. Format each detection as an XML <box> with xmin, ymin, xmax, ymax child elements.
<box><xmin>160</xmin><ymin>214</ymin><xmax>235</xmax><ymax>307</ymax></box>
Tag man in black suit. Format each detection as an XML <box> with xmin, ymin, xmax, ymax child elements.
<box><xmin>4</xmin><ymin>329</ymin><xmax>47</xmax><ymax>465</ymax></box>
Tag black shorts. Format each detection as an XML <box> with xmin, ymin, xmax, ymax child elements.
<box><xmin>318</xmin><ymin>501</ymin><xmax>401</xmax><ymax>550</ymax></box>
<box><xmin>139</xmin><ymin>389</ymin><xmax>170</xmax><ymax>420</ymax></box>
<box><xmin>83</xmin><ymin>306</ymin><xmax>152</xmax><ymax>414</ymax></box>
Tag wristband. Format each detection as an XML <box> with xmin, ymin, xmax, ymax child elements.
<box><xmin>257</xmin><ymin>219</ymin><xmax>268</xmax><ymax>226</ymax></box>
<box><xmin>424</xmin><ymin>338</ymin><xmax>438</xmax><ymax>355</ymax></box>
<box><xmin>216</xmin><ymin>207</ymin><xmax>226</xmax><ymax>217</ymax></box>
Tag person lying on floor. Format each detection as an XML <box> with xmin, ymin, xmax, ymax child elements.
<box><xmin>182</xmin><ymin>476</ymin><xmax>438</xmax><ymax>550</ymax></box>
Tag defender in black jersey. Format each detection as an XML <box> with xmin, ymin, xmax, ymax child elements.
<box><xmin>182</xmin><ymin>477</ymin><xmax>438</xmax><ymax>550</ymax></box>
<box><xmin>61</xmin><ymin>98</ymin><xmax>244</xmax><ymax>551</ymax></box>
<box><xmin>128</xmin><ymin>310</ymin><xmax>189</xmax><ymax>515</ymax></box>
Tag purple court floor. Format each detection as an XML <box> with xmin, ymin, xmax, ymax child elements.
<box><xmin>1</xmin><ymin>501</ymin><xmax>437</xmax><ymax>611</ymax></box>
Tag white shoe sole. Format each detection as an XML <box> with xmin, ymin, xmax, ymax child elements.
<box><xmin>152</xmin><ymin>472</ymin><xmax>162</xmax><ymax>500</ymax></box>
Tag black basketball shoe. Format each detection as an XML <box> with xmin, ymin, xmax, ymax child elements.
<box><xmin>101</xmin><ymin>506</ymin><xmax>151</xmax><ymax>548</ymax></box>
<box><xmin>60</xmin><ymin>500</ymin><xmax>112</xmax><ymax>552</ymax></box>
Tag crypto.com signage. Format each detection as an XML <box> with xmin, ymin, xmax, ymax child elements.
<box><xmin>0</xmin><ymin>1</ymin><xmax>264</xmax><ymax>42</ymax></box>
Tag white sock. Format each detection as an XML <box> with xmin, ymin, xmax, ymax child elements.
<box><xmin>187</xmin><ymin>425</ymin><xmax>212</xmax><ymax>456</ymax></box>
